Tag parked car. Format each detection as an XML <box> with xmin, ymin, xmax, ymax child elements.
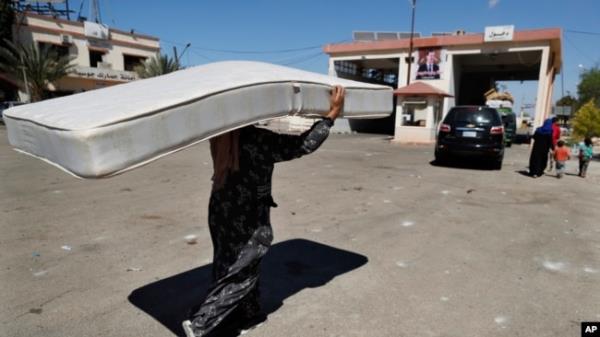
<box><xmin>435</xmin><ymin>106</ymin><xmax>505</xmax><ymax>169</ymax></box>
<box><xmin>0</xmin><ymin>101</ymin><xmax>26</xmax><ymax>124</ymax></box>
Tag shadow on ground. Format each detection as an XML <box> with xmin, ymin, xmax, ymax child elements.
<box><xmin>128</xmin><ymin>239</ymin><xmax>368</xmax><ymax>336</ymax></box>
<box><xmin>429</xmin><ymin>159</ymin><xmax>499</xmax><ymax>171</ymax></box>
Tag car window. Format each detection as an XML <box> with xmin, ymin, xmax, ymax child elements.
<box><xmin>446</xmin><ymin>107</ymin><xmax>501</xmax><ymax>124</ymax></box>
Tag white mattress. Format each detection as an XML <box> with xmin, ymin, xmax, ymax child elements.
<box><xmin>4</xmin><ymin>61</ymin><xmax>393</xmax><ymax>179</ymax></box>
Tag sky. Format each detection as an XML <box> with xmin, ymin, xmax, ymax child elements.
<box><xmin>68</xmin><ymin>0</ymin><xmax>600</xmax><ymax>113</ymax></box>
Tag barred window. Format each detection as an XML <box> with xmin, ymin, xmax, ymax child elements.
<box><xmin>334</xmin><ymin>61</ymin><xmax>358</xmax><ymax>75</ymax></box>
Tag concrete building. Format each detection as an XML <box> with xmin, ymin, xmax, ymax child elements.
<box><xmin>6</xmin><ymin>12</ymin><xmax>160</xmax><ymax>100</ymax></box>
<box><xmin>324</xmin><ymin>27</ymin><xmax>562</xmax><ymax>143</ymax></box>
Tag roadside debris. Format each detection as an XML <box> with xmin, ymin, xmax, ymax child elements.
<box><xmin>184</xmin><ymin>235</ymin><xmax>198</xmax><ymax>245</ymax></box>
<box><xmin>61</xmin><ymin>245</ymin><xmax>72</xmax><ymax>251</ymax></box>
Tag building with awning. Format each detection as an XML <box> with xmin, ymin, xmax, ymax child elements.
<box><xmin>8</xmin><ymin>12</ymin><xmax>160</xmax><ymax>100</ymax></box>
<box><xmin>323</xmin><ymin>26</ymin><xmax>562</xmax><ymax>143</ymax></box>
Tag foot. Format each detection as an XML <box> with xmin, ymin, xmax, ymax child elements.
<box><xmin>182</xmin><ymin>320</ymin><xmax>199</xmax><ymax>337</ymax></box>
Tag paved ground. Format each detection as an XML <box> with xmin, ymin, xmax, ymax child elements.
<box><xmin>1</xmin><ymin>125</ymin><xmax>599</xmax><ymax>337</ymax></box>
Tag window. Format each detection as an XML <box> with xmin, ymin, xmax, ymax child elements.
<box><xmin>37</xmin><ymin>42</ymin><xmax>69</xmax><ymax>58</ymax></box>
<box><xmin>401</xmin><ymin>102</ymin><xmax>428</xmax><ymax>127</ymax></box>
<box><xmin>89</xmin><ymin>50</ymin><xmax>104</xmax><ymax>68</ymax></box>
<box><xmin>334</xmin><ymin>61</ymin><xmax>358</xmax><ymax>76</ymax></box>
<box><xmin>123</xmin><ymin>54</ymin><xmax>146</xmax><ymax>71</ymax></box>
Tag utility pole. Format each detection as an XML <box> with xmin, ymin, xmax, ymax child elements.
<box><xmin>406</xmin><ymin>0</ymin><xmax>417</xmax><ymax>86</ymax></box>
<box><xmin>90</xmin><ymin>0</ymin><xmax>101</xmax><ymax>23</ymax></box>
<box><xmin>173</xmin><ymin>46</ymin><xmax>179</xmax><ymax>66</ymax></box>
<box><xmin>173</xmin><ymin>43</ymin><xmax>191</xmax><ymax>68</ymax></box>
<box><xmin>20</xmin><ymin>54</ymin><xmax>31</xmax><ymax>102</ymax></box>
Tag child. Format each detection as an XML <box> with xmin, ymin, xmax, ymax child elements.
<box><xmin>553</xmin><ymin>140</ymin><xmax>570</xmax><ymax>178</ymax></box>
<box><xmin>578</xmin><ymin>137</ymin><xmax>594</xmax><ymax>178</ymax></box>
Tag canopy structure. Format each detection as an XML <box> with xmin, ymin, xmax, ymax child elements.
<box><xmin>393</xmin><ymin>82</ymin><xmax>452</xmax><ymax>97</ymax></box>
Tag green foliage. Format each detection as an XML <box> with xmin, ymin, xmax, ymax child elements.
<box><xmin>572</xmin><ymin>99</ymin><xmax>600</xmax><ymax>138</ymax></box>
<box><xmin>556</xmin><ymin>94</ymin><xmax>577</xmax><ymax>107</ymax></box>
<box><xmin>577</xmin><ymin>66</ymin><xmax>600</xmax><ymax>108</ymax></box>
<box><xmin>134</xmin><ymin>53</ymin><xmax>180</xmax><ymax>79</ymax></box>
<box><xmin>0</xmin><ymin>40</ymin><xmax>75</xmax><ymax>102</ymax></box>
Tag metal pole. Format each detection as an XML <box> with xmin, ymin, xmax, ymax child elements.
<box><xmin>177</xmin><ymin>43</ymin><xmax>191</xmax><ymax>68</ymax></box>
<box><xmin>19</xmin><ymin>54</ymin><xmax>31</xmax><ymax>102</ymax></box>
<box><xmin>173</xmin><ymin>46</ymin><xmax>179</xmax><ymax>66</ymax></box>
<box><xmin>406</xmin><ymin>0</ymin><xmax>416</xmax><ymax>86</ymax></box>
<box><xmin>66</xmin><ymin>0</ymin><xmax>70</xmax><ymax>20</ymax></box>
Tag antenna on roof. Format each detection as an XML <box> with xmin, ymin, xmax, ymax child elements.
<box><xmin>90</xmin><ymin>0</ymin><xmax>102</xmax><ymax>23</ymax></box>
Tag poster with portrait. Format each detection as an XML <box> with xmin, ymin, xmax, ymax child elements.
<box><xmin>415</xmin><ymin>47</ymin><xmax>443</xmax><ymax>80</ymax></box>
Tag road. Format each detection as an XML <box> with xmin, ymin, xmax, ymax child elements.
<box><xmin>1</xmin><ymin>126</ymin><xmax>599</xmax><ymax>337</ymax></box>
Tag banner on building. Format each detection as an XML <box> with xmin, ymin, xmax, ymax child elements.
<box><xmin>414</xmin><ymin>47</ymin><xmax>443</xmax><ymax>80</ymax></box>
<box><xmin>84</xmin><ymin>21</ymin><xmax>110</xmax><ymax>40</ymax></box>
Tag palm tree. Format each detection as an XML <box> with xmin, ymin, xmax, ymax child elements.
<box><xmin>0</xmin><ymin>40</ymin><xmax>74</xmax><ymax>102</ymax></box>
<box><xmin>134</xmin><ymin>53</ymin><xmax>180</xmax><ymax>79</ymax></box>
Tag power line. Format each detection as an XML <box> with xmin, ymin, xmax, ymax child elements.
<box><xmin>563</xmin><ymin>34</ymin><xmax>595</xmax><ymax>64</ymax></box>
<box><xmin>188</xmin><ymin>48</ymin><xmax>214</xmax><ymax>62</ymax></box>
<box><xmin>191</xmin><ymin>45</ymin><xmax>324</xmax><ymax>55</ymax></box>
<box><xmin>278</xmin><ymin>51</ymin><xmax>325</xmax><ymax>66</ymax></box>
<box><xmin>565</xmin><ymin>29</ymin><xmax>600</xmax><ymax>36</ymax></box>
<box><xmin>284</xmin><ymin>52</ymin><xmax>324</xmax><ymax>67</ymax></box>
<box><xmin>159</xmin><ymin>37</ymin><xmax>350</xmax><ymax>55</ymax></box>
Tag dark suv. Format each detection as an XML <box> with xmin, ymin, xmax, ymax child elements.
<box><xmin>434</xmin><ymin>106</ymin><xmax>505</xmax><ymax>169</ymax></box>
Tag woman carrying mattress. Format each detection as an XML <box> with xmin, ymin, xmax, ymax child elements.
<box><xmin>183</xmin><ymin>86</ymin><xmax>345</xmax><ymax>337</ymax></box>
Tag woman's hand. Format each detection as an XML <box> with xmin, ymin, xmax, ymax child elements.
<box><xmin>326</xmin><ymin>85</ymin><xmax>345</xmax><ymax>120</ymax></box>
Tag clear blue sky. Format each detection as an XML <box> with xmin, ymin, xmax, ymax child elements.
<box><xmin>73</xmin><ymin>0</ymin><xmax>599</xmax><ymax>111</ymax></box>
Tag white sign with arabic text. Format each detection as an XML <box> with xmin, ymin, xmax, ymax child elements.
<box><xmin>484</xmin><ymin>25</ymin><xmax>514</xmax><ymax>42</ymax></box>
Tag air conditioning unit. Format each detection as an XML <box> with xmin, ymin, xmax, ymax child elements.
<box><xmin>60</xmin><ymin>34</ymin><xmax>73</xmax><ymax>45</ymax></box>
<box><xmin>97</xmin><ymin>62</ymin><xmax>112</xmax><ymax>69</ymax></box>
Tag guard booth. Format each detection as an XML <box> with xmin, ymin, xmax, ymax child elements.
<box><xmin>393</xmin><ymin>82</ymin><xmax>452</xmax><ymax>143</ymax></box>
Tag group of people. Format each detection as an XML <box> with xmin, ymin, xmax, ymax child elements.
<box><xmin>528</xmin><ymin>117</ymin><xmax>594</xmax><ymax>179</ymax></box>
<box><xmin>181</xmin><ymin>91</ymin><xmax>594</xmax><ymax>337</ymax></box>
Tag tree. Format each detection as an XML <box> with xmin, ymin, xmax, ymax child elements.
<box><xmin>571</xmin><ymin>99</ymin><xmax>600</xmax><ymax>138</ymax></box>
<box><xmin>556</xmin><ymin>94</ymin><xmax>577</xmax><ymax>107</ymax></box>
<box><xmin>0</xmin><ymin>40</ymin><xmax>74</xmax><ymax>102</ymax></box>
<box><xmin>134</xmin><ymin>53</ymin><xmax>180</xmax><ymax>79</ymax></box>
<box><xmin>577</xmin><ymin>66</ymin><xmax>600</xmax><ymax>109</ymax></box>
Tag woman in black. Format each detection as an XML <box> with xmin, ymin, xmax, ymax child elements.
<box><xmin>528</xmin><ymin>118</ymin><xmax>554</xmax><ymax>177</ymax></box>
<box><xmin>183</xmin><ymin>86</ymin><xmax>345</xmax><ymax>337</ymax></box>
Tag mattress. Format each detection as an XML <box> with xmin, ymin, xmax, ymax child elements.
<box><xmin>4</xmin><ymin>61</ymin><xmax>393</xmax><ymax>179</ymax></box>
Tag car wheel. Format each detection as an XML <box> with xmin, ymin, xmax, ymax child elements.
<box><xmin>492</xmin><ymin>157</ymin><xmax>503</xmax><ymax>170</ymax></box>
<box><xmin>434</xmin><ymin>151</ymin><xmax>447</xmax><ymax>165</ymax></box>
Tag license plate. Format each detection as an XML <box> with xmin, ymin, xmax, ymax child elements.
<box><xmin>462</xmin><ymin>131</ymin><xmax>477</xmax><ymax>138</ymax></box>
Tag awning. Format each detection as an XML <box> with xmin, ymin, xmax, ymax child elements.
<box><xmin>394</xmin><ymin>81</ymin><xmax>453</xmax><ymax>97</ymax></box>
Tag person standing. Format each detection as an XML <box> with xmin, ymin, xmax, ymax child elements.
<box><xmin>553</xmin><ymin>140</ymin><xmax>570</xmax><ymax>179</ymax></box>
<box><xmin>578</xmin><ymin>137</ymin><xmax>594</xmax><ymax>178</ymax></box>
<box><xmin>548</xmin><ymin>117</ymin><xmax>561</xmax><ymax>171</ymax></box>
<box><xmin>528</xmin><ymin>118</ymin><xmax>554</xmax><ymax>177</ymax></box>
<box><xmin>182</xmin><ymin>86</ymin><xmax>345</xmax><ymax>337</ymax></box>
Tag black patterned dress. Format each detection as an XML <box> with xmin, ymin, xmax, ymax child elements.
<box><xmin>189</xmin><ymin>118</ymin><xmax>334</xmax><ymax>336</ymax></box>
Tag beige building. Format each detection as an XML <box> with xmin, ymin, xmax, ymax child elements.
<box><xmin>324</xmin><ymin>27</ymin><xmax>562</xmax><ymax>143</ymax></box>
<box><xmin>10</xmin><ymin>12</ymin><xmax>160</xmax><ymax>100</ymax></box>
